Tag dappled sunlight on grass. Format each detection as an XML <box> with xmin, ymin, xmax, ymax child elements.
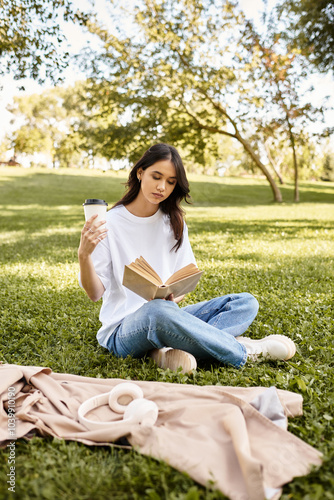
<box><xmin>0</xmin><ymin>167</ymin><xmax>334</xmax><ymax>499</ymax></box>
<box><xmin>186</xmin><ymin>203</ymin><xmax>334</xmax><ymax>221</ymax></box>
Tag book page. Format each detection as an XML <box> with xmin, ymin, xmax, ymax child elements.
<box><xmin>123</xmin><ymin>260</ymin><xmax>203</xmax><ymax>300</ymax></box>
<box><xmin>155</xmin><ymin>271</ymin><xmax>203</xmax><ymax>299</ymax></box>
<box><xmin>135</xmin><ymin>257</ymin><xmax>162</xmax><ymax>283</ymax></box>
<box><xmin>127</xmin><ymin>256</ymin><xmax>162</xmax><ymax>286</ymax></box>
<box><xmin>123</xmin><ymin>265</ymin><xmax>160</xmax><ymax>300</ymax></box>
<box><xmin>165</xmin><ymin>263</ymin><xmax>200</xmax><ymax>285</ymax></box>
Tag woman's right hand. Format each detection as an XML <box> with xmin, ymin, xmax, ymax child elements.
<box><xmin>78</xmin><ymin>214</ymin><xmax>108</xmax><ymax>258</ymax></box>
<box><xmin>78</xmin><ymin>214</ymin><xmax>107</xmax><ymax>302</ymax></box>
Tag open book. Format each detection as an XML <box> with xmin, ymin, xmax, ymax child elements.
<box><xmin>122</xmin><ymin>256</ymin><xmax>203</xmax><ymax>301</ymax></box>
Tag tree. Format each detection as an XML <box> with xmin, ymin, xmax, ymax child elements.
<box><xmin>321</xmin><ymin>152</ymin><xmax>334</xmax><ymax>181</ymax></box>
<box><xmin>7</xmin><ymin>86</ymin><xmax>85</xmax><ymax>167</ymax></box>
<box><xmin>263</xmin><ymin>137</ymin><xmax>285</xmax><ymax>185</ymax></box>
<box><xmin>277</xmin><ymin>0</ymin><xmax>334</xmax><ymax>73</ymax></box>
<box><xmin>0</xmin><ymin>0</ymin><xmax>89</xmax><ymax>83</ymax></box>
<box><xmin>245</xmin><ymin>30</ymin><xmax>328</xmax><ymax>201</ymax></box>
<box><xmin>77</xmin><ymin>0</ymin><xmax>331</xmax><ymax>201</ymax></box>
<box><xmin>80</xmin><ymin>0</ymin><xmax>286</xmax><ymax>201</ymax></box>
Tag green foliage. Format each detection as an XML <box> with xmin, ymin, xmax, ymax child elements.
<box><xmin>81</xmin><ymin>1</ymin><xmax>284</xmax><ymax>177</ymax></box>
<box><xmin>7</xmin><ymin>85</ymin><xmax>89</xmax><ymax>168</ymax></box>
<box><xmin>3</xmin><ymin>0</ymin><xmax>330</xmax><ymax>202</ymax></box>
<box><xmin>0</xmin><ymin>167</ymin><xmax>334</xmax><ymax>499</ymax></box>
<box><xmin>321</xmin><ymin>152</ymin><xmax>334</xmax><ymax>182</ymax></box>
<box><xmin>0</xmin><ymin>0</ymin><xmax>89</xmax><ymax>83</ymax></box>
<box><xmin>278</xmin><ymin>0</ymin><xmax>334</xmax><ymax>72</ymax></box>
<box><xmin>73</xmin><ymin>0</ymin><xmax>330</xmax><ymax>201</ymax></box>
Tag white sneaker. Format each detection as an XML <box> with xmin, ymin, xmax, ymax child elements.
<box><xmin>150</xmin><ymin>347</ymin><xmax>197</xmax><ymax>374</ymax></box>
<box><xmin>236</xmin><ymin>334</ymin><xmax>296</xmax><ymax>361</ymax></box>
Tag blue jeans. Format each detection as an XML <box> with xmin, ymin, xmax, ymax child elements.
<box><xmin>107</xmin><ymin>293</ymin><xmax>259</xmax><ymax>368</ymax></box>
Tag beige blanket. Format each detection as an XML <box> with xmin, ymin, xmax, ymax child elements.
<box><xmin>1</xmin><ymin>364</ymin><xmax>322</xmax><ymax>500</ymax></box>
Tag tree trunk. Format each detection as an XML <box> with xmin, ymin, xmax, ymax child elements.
<box><xmin>264</xmin><ymin>140</ymin><xmax>284</xmax><ymax>185</ymax></box>
<box><xmin>279</xmin><ymin>97</ymin><xmax>299</xmax><ymax>202</ymax></box>
<box><xmin>269</xmin><ymin>159</ymin><xmax>285</xmax><ymax>185</ymax></box>
<box><xmin>236</xmin><ymin>133</ymin><xmax>283</xmax><ymax>202</ymax></box>
<box><xmin>289</xmin><ymin>128</ymin><xmax>299</xmax><ymax>202</ymax></box>
<box><xmin>183</xmin><ymin>97</ymin><xmax>283</xmax><ymax>202</ymax></box>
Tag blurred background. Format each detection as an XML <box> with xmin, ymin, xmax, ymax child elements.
<box><xmin>1</xmin><ymin>0</ymin><xmax>333</xmax><ymax>201</ymax></box>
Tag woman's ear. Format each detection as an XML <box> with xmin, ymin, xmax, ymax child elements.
<box><xmin>137</xmin><ymin>168</ymin><xmax>143</xmax><ymax>182</ymax></box>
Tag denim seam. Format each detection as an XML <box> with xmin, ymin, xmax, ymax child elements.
<box><xmin>211</xmin><ymin>315</ymin><xmax>221</xmax><ymax>328</ymax></box>
<box><xmin>116</xmin><ymin>327</ymin><xmax>151</xmax><ymax>356</ymax></box>
<box><xmin>154</xmin><ymin>326</ymin><xmax>199</xmax><ymax>348</ymax></box>
<box><xmin>116</xmin><ymin>334</ymin><xmax>131</xmax><ymax>356</ymax></box>
<box><xmin>238</xmin><ymin>343</ymin><xmax>248</xmax><ymax>368</ymax></box>
<box><xmin>196</xmin><ymin>307</ymin><xmax>220</xmax><ymax>318</ymax></box>
<box><xmin>118</xmin><ymin>327</ymin><xmax>149</xmax><ymax>339</ymax></box>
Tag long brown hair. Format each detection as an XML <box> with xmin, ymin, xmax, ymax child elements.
<box><xmin>113</xmin><ymin>143</ymin><xmax>191</xmax><ymax>251</ymax></box>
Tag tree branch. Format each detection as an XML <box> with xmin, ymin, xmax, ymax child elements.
<box><xmin>197</xmin><ymin>88</ymin><xmax>240</xmax><ymax>132</ymax></box>
<box><xmin>173</xmin><ymin>45</ymin><xmax>241</xmax><ymax>130</ymax></box>
<box><xmin>181</xmin><ymin>103</ymin><xmax>236</xmax><ymax>139</ymax></box>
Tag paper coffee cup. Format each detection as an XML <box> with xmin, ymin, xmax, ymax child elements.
<box><xmin>83</xmin><ymin>199</ymin><xmax>108</xmax><ymax>228</ymax></box>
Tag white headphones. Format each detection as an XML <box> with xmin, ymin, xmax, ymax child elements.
<box><xmin>78</xmin><ymin>382</ymin><xmax>159</xmax><ymax>431</ymax></box>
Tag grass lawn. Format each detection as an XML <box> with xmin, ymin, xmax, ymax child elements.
<box><xmin>0</xmin><ymin>167</ymin><xmax>333</xmax><ymax>500</ymax></box>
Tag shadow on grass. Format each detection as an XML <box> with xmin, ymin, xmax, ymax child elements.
<box><xmin>187</xmin><ymin>218</ymin><xmax>334</xmax><ymax>238</ymax></box>
<box><xmin>1</xmin><ymin>170</ymin><xmax>334</xmax><ymax>208</ymax></box>
<box><xmin>0</xmin><ymin>171</ymin><xmax>126</xmax><ymax>207</ymax></box>
<box><xmin>1</xmin><ymin>217</ymin><xmax>333</xmax><ymax>265</ymax></box>
<box><xmin>1</xmin><ymin>254</ymin><xmax>332</xmax><ymax>371</ymax></box>
<box><xmin>189</xmin><ymin>179</ymin><xmax>334</xmax><ymax>205</ymax></box>
<box><xmin>0</xmin><ymin>208</ymin><xmax>81</xmax><ymax>232</ymax></box>
<box><xmin>1</xmin><ymin>169</ymin><xmax>333</xmax><ymax>499</ymax></box>
<box><xmin>0</xmin><ymin>231</ymin><xmax>80</xmax><ymax>264</ymax></box>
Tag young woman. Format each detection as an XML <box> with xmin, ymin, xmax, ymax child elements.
<box><xmin>78</xmin><ymin>143</ymin><xmax>296</xmax><ymax>373</ymax></box>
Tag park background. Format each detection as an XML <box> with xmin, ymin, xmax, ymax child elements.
<box><xmin>0</xmin><ymin>1</ymin><xmax>334</xmax><ymax>499</ymax></box>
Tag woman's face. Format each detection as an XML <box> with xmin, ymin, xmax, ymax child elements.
<box><xmin>137</xmin><ymin>160</ymin><xmax>177</xmax><ymax>206</ymax></box>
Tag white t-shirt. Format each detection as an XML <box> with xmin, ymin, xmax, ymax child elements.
<box><xmin>81</xmin><ymin>205</ymin><xmax>196</xmax><ymax>348</ymax></box>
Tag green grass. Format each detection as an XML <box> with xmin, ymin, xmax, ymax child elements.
<box><xmin>0</xmin><ymin>167</ymin><xmax>333</xmax><ymax>500</ymax></box>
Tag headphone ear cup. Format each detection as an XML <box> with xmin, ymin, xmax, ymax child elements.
<box><xmin>78</xmin><ymin>385</ymin><xmax>158</xmax><ymax>431</ymax></box>
<box><xmin>108</xmin><ymin>383</ymin><xmax>144</xmax><ymax>414</ymax></box>
<box><xmin>123</xmin><ymin>398</ymin><xmax>159</xmax><ymax>426</ymax></box>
